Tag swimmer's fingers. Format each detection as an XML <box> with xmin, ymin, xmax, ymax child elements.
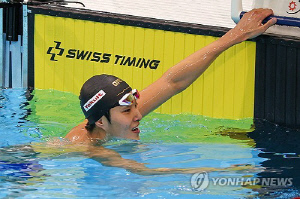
<box><xmin>261</xmin><ymin>15</ymin><xmax>277</xmax><ymax>32</ymax></box>
<box><xmin>251</xmin><ymin>8</ymin><xmax>277</xmax><ymax>31</ymax></box>
<box><xmin>243</xmin><ymin>9</ymin><xmax>276</xmax><ymax>38</ymax></box>
<box><xmin>247</xmin><ymin>8</ymin><xmax>274</xmax><ymax>22</ymax></box>
<box><xmin>228</xmin><ymin>8</ymin><xmax>276</xmax><ymax>42</ymax></box>
<box><xmin>241</xmin><ymin>8</ymin><xmax>274</xmax><ymax>25</ymax></box>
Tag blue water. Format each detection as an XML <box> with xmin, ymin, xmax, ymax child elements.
<box><xmin>1</xmin><ymin>88</ymin><xmax>300</xmax><ymax>198</ymax></box>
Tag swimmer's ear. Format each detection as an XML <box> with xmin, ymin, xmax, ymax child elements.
<box><xmin>95</xmin><ymin>118</ymin><xmax>104</xmax><ymax>128</ymax></box>
<box><xmin>95</xmin><ymin>117</ymin><xmax>109</xmax><ymax>130</ymax></box>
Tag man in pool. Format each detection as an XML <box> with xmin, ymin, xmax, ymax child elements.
<box><xmin>66</xmin><ymin>8</ymin><xmax>277</xmax><ymax>144</ymax></box>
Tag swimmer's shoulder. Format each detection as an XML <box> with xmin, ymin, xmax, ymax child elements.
<box><xmin>65</xmin><ymin>120</ymin><xmax>90</xmax><ymax>143</ymax></box>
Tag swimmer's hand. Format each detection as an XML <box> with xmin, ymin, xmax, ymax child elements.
<box><xmin>224</xmin><ymin>8</ymin><xmax>277</xmax><ymax>43</ymax></box>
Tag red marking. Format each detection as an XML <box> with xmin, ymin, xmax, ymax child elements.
<box><xmin>289</xmin><ymin>1</ymin><xmax>297</xmax><ymax>11</ymax></box>
<box><xmin>85</xmin><ymin>93</ymin><xmax>104</xmax><ymax>109</ymax></box>
<box><xmin>83</xmin><ymin>90</ymin><xmax>106</xmax><ymax>111</ymax></box>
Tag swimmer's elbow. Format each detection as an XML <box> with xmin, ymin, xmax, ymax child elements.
<box><xmin>169</xmin><ymin>80</ymin><xmax>188</xmax><ymax>95</ymax></box>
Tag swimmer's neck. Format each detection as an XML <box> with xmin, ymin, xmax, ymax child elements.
<box><xmin>88</xmin><ymin>127</ymin><xmax>109</xmax><ymax>144</ymax></box>
<box><xmin>65</xmin><ymin>122</ymin><xmax>108</xmax><ymax>144</ymax></box>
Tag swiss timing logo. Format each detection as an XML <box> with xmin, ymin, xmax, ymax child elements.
<box><xmin>45</xmin><ymin>41</ymin><xmax>160</xmax><ymax>69</ymax></box>
<box><xmin>47</xmin><ymin>41</ymin><xmax>65</xmax><ymax>61</ymax></box>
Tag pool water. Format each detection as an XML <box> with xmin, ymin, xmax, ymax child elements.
<box><xmin>1</xmin><ymin>88</ymin><xmax>300</xmax><ymax>198</ymax></box>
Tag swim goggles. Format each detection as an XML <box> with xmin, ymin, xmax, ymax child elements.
<box><xmin>118</xmin><ymin>89</ymin><xmax>140</xmax><ymax>106</ymax></box>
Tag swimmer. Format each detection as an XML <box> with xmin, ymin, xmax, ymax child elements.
<box><xmin>66</xmin><ymin>8</ymin><xmax>277</xmax><ymax>144</ymax></box>
<box><xmin>63</xmin><ymin>8</ymin><xmax>278</xmax><ymax>175</ymax></box>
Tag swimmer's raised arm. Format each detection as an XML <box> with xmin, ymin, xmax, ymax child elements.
<box><xmin>138</xmin><ymin>8</ymin><xmax>277</xmax><ymax>116</ymax></box>
<box><xmin>65</xmin><ymin>8</ymin><xmax>276</xmax><ymax>143</ymax></box>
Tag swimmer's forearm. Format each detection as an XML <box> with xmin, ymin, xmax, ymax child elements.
<box><xmin>138</xmin><ymin>9</ymin><xmax>276</xmax><ymax>116</ymax></box>
<box><xmin>128</xmin><ymin>164</ymin><xmax>255</xmax><ymax>175</ymax></box>
<box><xmin>162</xmin><ymin>36</ymin><xmax>233</xmax><ymax>93</ymax></box>
<box><xmin>138</xmin><ymin>34</ymin><xmax>245</xmax><ymax>116</ymax></box>
<box><xmin>131</xmin><ymin>167</ymin><xmax>220</xmax><ymax>175</ymax></box>
<box><xmin>137</xmin><ymin>34</ymin><xmax>237</xmax><ymax>116</ymax></box>
<box><xmin>162</xmin><ymin>9</ymin><xmax>276</xmax><ymax>93</ymax></box>
<box><xmin>92</xmin><ymin>152</ymin><xmax>255</xmax><ymax>175</ymax></box>
<box><xmin>93</xmin><ymin>154</ymin><xmax>219</xmax><ymax>175</ymax></box>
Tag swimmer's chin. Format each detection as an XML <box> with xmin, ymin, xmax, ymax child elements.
<box><xmin>130</xmin><ymin>135</ymin><xmax>140</xmax><ymax>141</ymax></box>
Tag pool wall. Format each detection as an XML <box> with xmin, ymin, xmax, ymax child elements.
<box><xmin>1</xmin><ymin>3</ymin><xmax>300</xmax><ymax>128</ymax></box>
<box><xmin>29</xmin><ymin>5</ymin><xmax>256</xmax><ymax>120</ymax></box>
<box><xmin>254</xmin><ymin>36</ymin><xmax>300</xmax><ymax>127</ymax></box>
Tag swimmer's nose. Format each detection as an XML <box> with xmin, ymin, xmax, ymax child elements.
<box><xmin>134</xmin><ymin>109</ymin><xmax>143</xmax><ymax>122</ymax></box>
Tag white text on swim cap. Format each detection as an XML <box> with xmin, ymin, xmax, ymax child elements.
<box><xmin>112</xmin><ymin>78</ymin><xmax>123</xmax><ymax>86</ymax></box>
<box><xmin>83</xmin><ymin>90</ymin><xmax>106</xmax><ymax>112</ymax></box>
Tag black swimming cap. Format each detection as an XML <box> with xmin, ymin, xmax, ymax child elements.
<box><xmin>79</xmin><ymin>74</ymin><xmax>132</xmax><ymax>124</ymax></box>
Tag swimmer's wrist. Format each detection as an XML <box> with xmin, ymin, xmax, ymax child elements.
<box><xmin>220</xmin><ymin>29</ymin><xmax>247</xmax><ymax>48</ymax></box>
<box><xmin>208</xmin><ymin>34</ymin><xmax>240</xmax><ymax>54</ymax></box>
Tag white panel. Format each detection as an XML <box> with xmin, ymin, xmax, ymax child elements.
<box><xmin>253</xmin><ymin>0</ymin><xmax>300</xmax><ymax>17</ymax></box>
<box><xmin>22</xmin><ymin>5</ymin><xmax>28</xmax><ymax>88</ymax></box>
<box><xmin>67</xmin><ymin>0</ymin><xmax>299</xmax><ymax>37</ymax></box>
<box><xmin>67</xmin><ymin>0</ymin><xmax>254</xmax><ymax>28</ymax></box>
<box><xmin>11</xmin><ymin>36</ymin><xmax>22</xmax><ymax>88</ymax></box>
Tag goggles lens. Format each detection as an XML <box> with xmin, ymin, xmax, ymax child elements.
<box><xmin>119</xmin><ymin>89</ymin><xmax>140</xmax><ymax>106</ymax></box>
